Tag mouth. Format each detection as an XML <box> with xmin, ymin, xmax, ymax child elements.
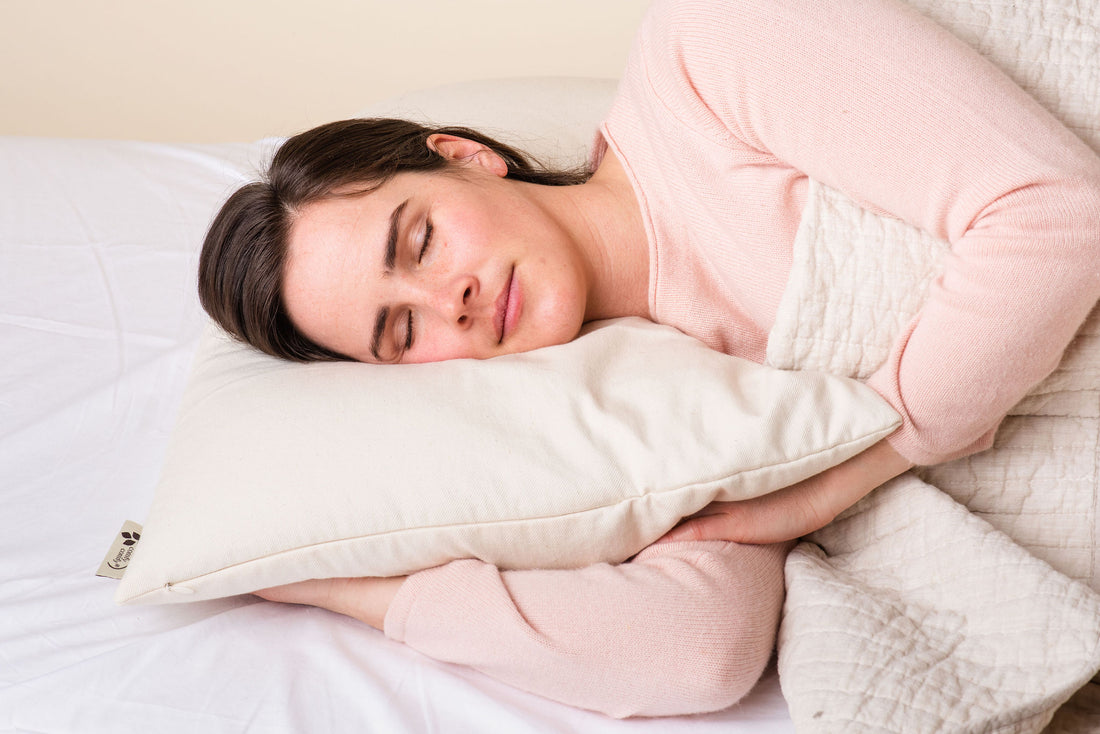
<box><xmin>494</xmin><ymin>266</ymin><xmax>521</xmax><ymax>344</ymax></box>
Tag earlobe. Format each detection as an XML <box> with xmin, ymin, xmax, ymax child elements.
<box><xmin>426</xmin><ymin>133</ymin><xmax>508</xmax><ymax>177</ymax></box>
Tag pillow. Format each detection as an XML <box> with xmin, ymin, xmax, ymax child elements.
<box><xmin>116</xmin><ymin>317</ymin><xmax>899</xmax><ymax>604</ymax></box>
<box><xmin>354</xmin><ymin>76</ymin><xmax>618</xmax><ymax>170</ymax></box>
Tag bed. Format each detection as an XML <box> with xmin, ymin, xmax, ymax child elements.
<box><xmin>4</xmin><ymin>0</ymin><xmax>1100</xmax><ymax>731</ymax></box>
<box><xmin>0</xmin><ymin>80</ymin><xmax>798</xmax><ymax>733</ymax></box>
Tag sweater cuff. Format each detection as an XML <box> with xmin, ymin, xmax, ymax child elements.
<box><xmin>382</xmin><ymin>559</ymin><xmax>496</xmax><ymax>645</ymax></box>
<box><xmin>865</xmin><ymin>365</ymin><xmax>999</xmax><ymax>466</ymax></box>
<box><xmin>382</xmin><ymin>568</ymin><xmax>426</xmax><ymax>643</ymax></box>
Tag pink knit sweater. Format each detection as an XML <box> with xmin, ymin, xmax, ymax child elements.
<box><xmin>384</xmin><ymin>0</ymin><xmax>1100</xmax><ymax>717</ymax></box>
<box><xmin>601</xmin><ymin>0</ymin><xmax>1100</xmax><ymax>466</ymax></box>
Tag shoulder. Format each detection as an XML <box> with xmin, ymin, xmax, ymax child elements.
<box><xmin>622</xmin><ymin>0</ymin><xmax>800</xmax><ymax>145</ymax></box>
<box><xmin>638</xmin><ymin>0</ymin><xmax>739</xmax><ymax>54</ymax></box>
<box><xmin>632</xmin><ymin>0</ymin><xmax>812</xmax><ymax>97</ymax></box>
<box><xmin>639</xmin><ymin>0</ymin><xmax>796</xmax><ymax>49</ymax></box>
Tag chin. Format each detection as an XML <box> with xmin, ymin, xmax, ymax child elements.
<box><xmin>502</xmin><ymin>327</ymin><xmax>575</xmax><ymax>358</ymax></box>
<box><xmin>506</xmin><ymin>296</ymin><xmax>585</xmax><ymax>355</ymax></box>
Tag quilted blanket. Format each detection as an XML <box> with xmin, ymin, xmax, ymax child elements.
<box><xmin>767</xmin><ymin>1</ymin><xmax>1100</xmax><ymax>731</ymax></box>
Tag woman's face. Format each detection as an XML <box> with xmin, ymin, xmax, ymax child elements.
<box><xmin>282</xmin><ymin>163</ymin><xmax>591</xmax><ymax>364</ymax></box>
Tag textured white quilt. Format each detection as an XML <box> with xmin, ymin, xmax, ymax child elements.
<box><xmin>767</xmin><ymin>0</ymin><xmax>1100</xmax><ymax>731</ymax></box>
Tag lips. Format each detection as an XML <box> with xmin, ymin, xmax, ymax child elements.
<box><xmin>493</xmin><ymin>266</ymin><xmax>521</xmax><ymax>344</ymax></box>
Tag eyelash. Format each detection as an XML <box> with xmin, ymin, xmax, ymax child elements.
<box><xmin>403</xmin><ymin>218</ymin><xmax>434</xmax><ymax>353</ymax></box>
<box><xmin>418</xmin><ymin>219</ymin><xmax>434</xmax><ymax>263</ymax></box>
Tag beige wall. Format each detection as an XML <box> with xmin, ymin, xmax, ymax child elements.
<box><xmin>1</xmin><ymin>1</ymin><xmax>647</xmax><ymax>143</ymax></box>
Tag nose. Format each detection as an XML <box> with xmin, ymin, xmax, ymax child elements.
<box><xmin>415</xmin><ymin>275</ymin><xmax>478</xmax><ymax>327</ymax></box>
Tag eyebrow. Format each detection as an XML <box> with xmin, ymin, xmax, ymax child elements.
<box><xmin>384</xmin><ymin>199</ymin><xmax>409</xmax><ymax>271</ymax></box>
<box><xmin>372</xmin><ymin>199</ymin><xmax>409</xmax><ymax>361</ymax></box>
<box><xmin>370</xmin><ymin>307</ymin><xmax>389</xmax><ymax>361</ymax></box>
<box><xmin>371</xmin><ymin>201</ymin><xmax>413</xmax><ymax>360</ymax></box>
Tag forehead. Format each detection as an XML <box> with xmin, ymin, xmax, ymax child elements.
<box><xmin>287</xmin><ymin>194</ymin><xmax>377</xmax><ymax>283</ymax></box>
<box><xmin>284</xmin><ymin>169</ymin><xmax>426</xmax><ymax>257</ymax></box>
<box><xmin>284</xmin><ymin>167</ymin><xmax>455</xmax><ymax>287</ymax></box>
<box><xmin>281</xmin><ymin>189</ymin><xmax>396</xmax><ymax>354</ymax></box>
<box><xmin>292</xmin><ymin>182</ymin><xmax>388</xmax><ymax>241</ymax></box>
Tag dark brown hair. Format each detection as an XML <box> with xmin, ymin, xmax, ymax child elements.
<box><xmin>198</xmin><ymin>117</ymin><xmax>590</xmax><ymax>362</ymax></box>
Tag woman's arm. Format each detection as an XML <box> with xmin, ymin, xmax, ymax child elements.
<box><xmin>661</xmin><ymin>439</ymin><xmax>912</xmax><ymax>544</ymax></box>
<box><xmin>639</xmin><ymin>0</ymin><xmax>1099</xmax><ymax>544</ymax></box>
<box><xmin>257</xmin><ymin>539</ymin><xmax>789</xmax><ymax>718</ymax></box>
<box><xmin>255</xmin><ymin>575</ymin><xmax>405</xmax><ymax>630</ymax></box>
<box><xmin>653</xmin><ymin>0</ymin><xmax>1100</xmax><ymax>466</ymax></box>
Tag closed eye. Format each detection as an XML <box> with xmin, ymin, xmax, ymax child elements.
<box><xmin>418</xmin><ymin>219</ymin><xmax>433</xmax><ymax>263</ymax></box>
<box><xmin>404</xmin><ymin>310</ymin><xmax>414</xmax><ymax>352</ymax></box>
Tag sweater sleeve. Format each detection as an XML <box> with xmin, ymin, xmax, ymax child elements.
<box><xmin>646</xmin><ymin>0</ymin><xmax>1100</xmax><ymax>464</ymax></box>
<box><xmin>383</xmin><ymin>540</ymin><xmax>788</xmax><ymax>718</ymax></box>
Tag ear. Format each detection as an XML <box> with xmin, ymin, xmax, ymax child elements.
<box><xmin>426</xmin><ymin>133</ymin><xmax>509</xmax><ymax>178</ymax></box>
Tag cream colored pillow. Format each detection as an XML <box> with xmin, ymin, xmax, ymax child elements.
<box><xmin>354</xmin><ymin>77</ymin><xmax>618</xmax><ymax>170</ymax></box>
<box><xmin>116</xmin><ymin>317</ymin><xmax>899</xmax><ymax>604</ymax></box>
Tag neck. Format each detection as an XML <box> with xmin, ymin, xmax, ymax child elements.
<box><xmin>534</xmin><ymin>149</ymin><xmax>651</xmax><ymax>324</ymax></box>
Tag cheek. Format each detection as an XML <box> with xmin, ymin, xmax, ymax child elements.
<box><xmin>407</xmin><ymin>331</ymin><xmax>483</xmax><ymax>364</ymax></box>
<box><xmin>442</xmin><ymin>197</ymin><xmax>495</xmax><ymax>240</ymax></box>
<box><xmin>529</xmin><ymin>260</ymin><xmax>587</xmax><ymax>342</ymax></box>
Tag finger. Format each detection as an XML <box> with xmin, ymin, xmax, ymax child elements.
<box><xmin>657</xmin><ymin>513</ymin><xmax>737</xmax><ymax>544</ymax></box>
<box><xmin>682</xmin><ymin>501</ymin><xmax>735</xmax><ymax>521</ymax></box>
<box><xmin>254</xmin><ymin>578</ymin><xmax>338</xmax><ymax>607</ymax></box>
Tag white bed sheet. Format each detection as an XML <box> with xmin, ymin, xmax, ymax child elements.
<box><xmin>0</xmin><ymin>136</ymin><xmax>794</xmax><ymax>732</ymax></box>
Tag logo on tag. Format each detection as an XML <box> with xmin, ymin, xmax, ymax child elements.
<box><xmin>96</xmin><ymin>520</ymin><xmax>144</xmax><ymax>580</ymax></box>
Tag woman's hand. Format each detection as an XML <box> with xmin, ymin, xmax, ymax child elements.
<box><xmin>659</xmin><ymin>440</ymin><xmax>913</xmax><ymax>545</ymax></box>
<box><xmin>254</xmin><ymin>575</ymin><xmax>407</xmax><ymax>630</ymax></box>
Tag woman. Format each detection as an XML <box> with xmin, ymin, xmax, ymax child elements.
<box><xmin>198</xmin><ymin>0</ymin><xmax>1100</xmax><ymax>718</ymax></box>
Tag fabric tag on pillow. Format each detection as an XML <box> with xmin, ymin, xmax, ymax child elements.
<box><xmin>96</xmin><ymin>521</ymin><xmax>144</xmax><ymax>580</ymax></box>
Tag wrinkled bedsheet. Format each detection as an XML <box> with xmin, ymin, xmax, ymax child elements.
<box><xmin>768</xmin><ymin>0</ymin><xmax>1100</xmax><ymax>730</ymax></box>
